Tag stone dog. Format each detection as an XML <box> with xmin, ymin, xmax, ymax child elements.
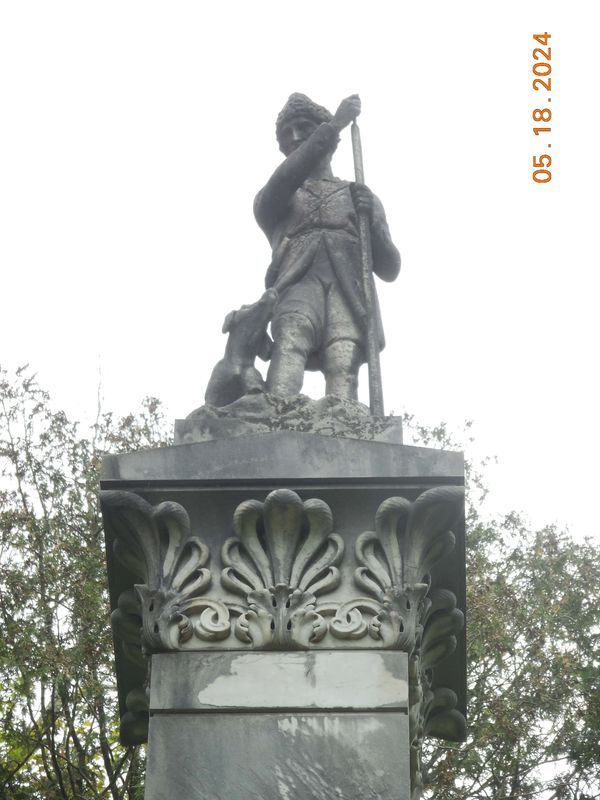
<box><xmin>205</xmin><ymin>289</ymin><xmax>278</xmax><ymax>407</ymax></box>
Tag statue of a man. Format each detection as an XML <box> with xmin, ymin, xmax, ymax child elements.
<box><xmin>254</xmin><ymin>93</ymin><xmax>401</xmax><ymax>401</ymax></box>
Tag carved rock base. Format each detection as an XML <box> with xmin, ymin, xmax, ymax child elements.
<box><xmin>175</xmin><ymin>391</ymin><xmax>403</xmax><ymax>444</ymax></box>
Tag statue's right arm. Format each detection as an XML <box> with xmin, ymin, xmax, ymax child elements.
<box><xmin>254</xmin><ymin>123</ymin><xmax>339</xmax><ymax>235</ymax></box>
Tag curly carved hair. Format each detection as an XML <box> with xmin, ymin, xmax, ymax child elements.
<box><xmin>275</xmin><ymin>93</ymin><xmax>332</xmax><ymax>148</ymax></box>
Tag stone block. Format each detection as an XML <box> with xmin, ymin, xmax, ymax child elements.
<box><xmin>145</xmin><ymin>713</ymin><xmax>410</xmax><ymax>800</ymax></box>
<box><xmin>101</xmin><ymin>431</ymin><xmax>462</xmax><ymax>483</ymax></box>
<box><xmin>145</xmin><ymin>651</ymin><xmax>410</xmax><ymax>800</ymax></box>
<box><xmin>149</xmin><ymin>651</ymin><xmax>409</xmax><ymax>711</ymax></box>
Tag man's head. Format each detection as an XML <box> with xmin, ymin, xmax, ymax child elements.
<box><xmin>276</xmin><ymin>93</ymin><xmax>332</xmax><ymax>155</ymax></box>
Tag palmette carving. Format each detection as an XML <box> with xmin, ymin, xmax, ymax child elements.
<box><xmin>102</xmin><ymin>490</ymin><xmax>221</xmax><ymax>653</ymax></box>
<box><xmin>104</xmin><ymin>486</ymin><xmax>462</xmax><ymax>656</ymax></box>
<box><xmin>329</xmin><ymin>487</ymin><xmax>464</xmax><ymax>652</ymax></box>
<box><xmin>222</xmin><ymin>489</ymin><xmax>344</xmax><ymax>648</ymax></box>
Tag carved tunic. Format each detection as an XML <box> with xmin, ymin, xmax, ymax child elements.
<box><xmin>254</xmin><ymin>122</ymin><xmax>400</xmax><ymax>365</ymax></box>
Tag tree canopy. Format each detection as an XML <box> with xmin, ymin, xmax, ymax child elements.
<box><xmin>407</xmin><ymin>419</ymin><xmax>600</xmax><ymax>799</ymax></box>
<box><xmin>0</xmin><ymin>367</ymin><xmax>169</xmax><ymax>799</ymax></box>
<box><xmin>427</xmin><ymin>511</ymin><xmax>599</xmax><ymax>799</ymax></box>
<box><xmin>0</xmin><ymin>368</ymin><xmax>598</xmax><ymax>799</ymax></box>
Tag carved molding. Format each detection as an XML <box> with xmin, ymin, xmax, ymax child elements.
<box><xmin>104</xmin><ymin>486</ymin><xmax>463</xmax><ymax>657</ymax></box>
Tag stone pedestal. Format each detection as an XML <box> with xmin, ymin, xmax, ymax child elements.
<box><xmin>101</xmin><ymin>431</ymin><xmax>466</xmax><ymax>799</ymax></box>
<box><xmin>146</xmin><ymin>651</ymin><xmax>410</xmax><ymax>800</ymax></box>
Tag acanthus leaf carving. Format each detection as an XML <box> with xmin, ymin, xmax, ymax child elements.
<box><xmin>110</xmin><ymin>589</ymin><xmax>145</xmax><ymax>668</ymax></box>
<box><xmin>408</xmin><ymin>589</ymin><xmax>467</xmax><ymax>798</ymax></box>
<box><xmin>119</xmin><ymin>686</ymin><xmax>150</xmax><ymax>747</ymax></box>
<box><xmin>423</xmin><ymin>686</ymin><xmax>466</xmax><ymax>741</ymax></box>
<box><xmin>420</xmin><ymin>589</ymin><xmax>464</xmax><ymax>671</ymax></box>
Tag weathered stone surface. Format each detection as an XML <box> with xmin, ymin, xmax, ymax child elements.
<box><xmin>144</xmin><ymin>632</ymin><xmax>411</xmax><ymax>799</ymax></box>
<box><xmin>102</xmin><ymin>431</ymin><xmax>462</xmax><ymax>484</ymax></box>
<box><xmin>179</xmin><ymin>392</ymin><xmax>403</xmax><ymax>445</ymax></box>
<box><xmin>145</xmin><ymin>712</ymin><xmax>410</xmax><ymax>800</ymax></box>
<box><xmin>149</xmin><ymin>651</ymin><xmax>409</xmax><ymax>711</ymax></box>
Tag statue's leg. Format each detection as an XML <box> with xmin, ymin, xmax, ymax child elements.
<box><xmin>267</xmin><ymin>312</ymin><xmax>314</xmax><ymax>397</ymax></box>
<box><xmin>323</xmin><ymin>339</ymin><xmax>362</xmax><ymax>400</ymax></box>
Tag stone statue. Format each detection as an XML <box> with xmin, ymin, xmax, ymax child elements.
<box><xmin>191</xmin><ymin>93</ymin><xmax>402</xmax><ymax>433</ymax></box>
<box><xmin>254</xmin><ymin>93</ymin><xmax>401</xmax><ymax>401</ymax></box>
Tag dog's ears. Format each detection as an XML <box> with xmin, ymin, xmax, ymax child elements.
<box><xmin>222</xmin><ymin>310</ymin><xmax>236</xmax><ymax>334</ymax></box>
<box><xmin>257</xmin><ymin>333</ymin><xmax>273</xmax><ymax>362</ymax></box>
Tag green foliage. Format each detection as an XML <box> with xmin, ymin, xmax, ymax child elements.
<box><xmin>403</xmin><ymin>416</ymin><xmax>600</xmax><ymax>800</ymax></box>
<box><xmin>0</xmin><ymin>374</ymin><xmax>597</xmax><ymax>798</ymax></box>
<box><xmin>0</xmin><ymin>366</ymin><xmax>169</xmax><ymax>799</ymax></box>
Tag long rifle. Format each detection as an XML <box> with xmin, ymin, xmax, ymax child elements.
<box><xmin>351</xmin><ymin>120</ymin><xmax>384</xmax><ymax>417</ymax></box>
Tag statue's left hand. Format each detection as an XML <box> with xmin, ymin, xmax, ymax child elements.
<box><xmin>350</xmin><ymin>182</ymin><xmax>374</xmax><ymax>219</ymax></box>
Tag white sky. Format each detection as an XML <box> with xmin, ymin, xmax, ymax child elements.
<box><xmin>1</xmin><ymin>1</ymin><xmax>598</xmax><ymax>541</ymax></box>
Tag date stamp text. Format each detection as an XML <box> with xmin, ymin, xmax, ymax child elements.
<box><xmin>532</xmin><ymin>32</ymin><xmax>552</xmax><ymax>183</ymax></box>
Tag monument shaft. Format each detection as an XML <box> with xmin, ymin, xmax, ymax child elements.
<box><xmin>101</xmin><ymin>432</ymin><xmax>466</xmax><ymax>799</ymax></box>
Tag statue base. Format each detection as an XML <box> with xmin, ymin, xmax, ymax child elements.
<box><xmin>101</xmin><ymin>430</ymin><xmax>466</xmax><ymax>800</ymax></box>
<box><xmin>176</xmin><ymin>392</ymin><xmax>403</xmax><ymax>444</ymax></box>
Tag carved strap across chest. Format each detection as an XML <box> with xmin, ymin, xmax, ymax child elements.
<box><xmin>287</xmin><ymin>182</ymin><xmax>358</xmax><ymax>240</ymax></box>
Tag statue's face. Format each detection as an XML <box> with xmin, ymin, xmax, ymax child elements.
<box><xmin>279</xmin><ymin>115</ymin><xmax>319</xmax><ymax>155</ymax></box>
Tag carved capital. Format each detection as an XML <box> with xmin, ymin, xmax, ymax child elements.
<box><xmin>103</xmin><ymin>484</ymin><xmax>466</xmax><ymax>765</ymax></box>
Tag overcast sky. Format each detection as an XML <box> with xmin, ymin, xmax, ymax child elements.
<box><xmin>1</xmin><ymin>1</ymin><xmax>598</xmax><ymax>540</ymax></box>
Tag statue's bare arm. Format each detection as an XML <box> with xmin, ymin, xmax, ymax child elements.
<box><xmin>254</xmin><ymin>96</ymin><xmax>362</xmax><ymax>235</ymax></box>
<box><xmin>371</xmin><ymin>196</ymin><xmax>401</xmax><ymax>281</ymax></box>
